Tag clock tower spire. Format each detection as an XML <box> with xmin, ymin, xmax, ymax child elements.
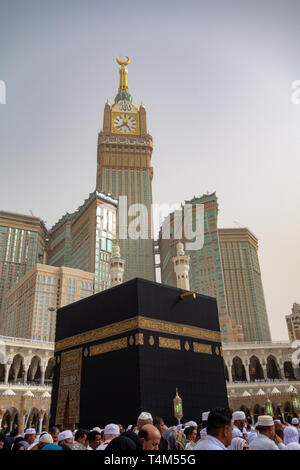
<box><xmin>115</xmin><ymin>56</ymin><xmax>132</xmax><ymax>103</ymax></box>
<box><xmin>96</xmin><ymin>57</ymin><xmax>155</xmax><ymax>284</ymax></box>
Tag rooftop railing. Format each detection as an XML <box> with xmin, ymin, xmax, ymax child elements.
<box><xmin>223</xmin><ymin>341</ymin><xmax>291</xmax><ymax>348</ymax></box>
<box><xmin>227</xmin><ymin>378</ymin><xmax>299</xmax><ymax>384</ymax></box>
<box><xmin>0</xmin><ymin>382</ymin><xmax>52</xmax><ymax>388</ymax></box>
<box><xmin>0</xmin><ymin>335</ymin><xmax>54</xmax><ymax>347</ymax></box>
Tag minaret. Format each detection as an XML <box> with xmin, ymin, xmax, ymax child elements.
<box><xmin>109</xmin><ymin>242</ymin><xmax>125</xmax><ymax>287</ymax></box>
<box><xmin>172</xmin><ymin>241</ymin><xmax>190</xmax><ymax>291</ymax></box>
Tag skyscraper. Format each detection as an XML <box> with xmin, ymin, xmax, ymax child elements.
<box><xmin>285</xmin><ymin>303</ymin><xmax>300</xmax><ymax>342</ymax></box>
<box><xmin>158</xmin><ymin>193</ymin><xmax>244</xmax><ymax>343</ymax></box>
<box><xmin>47</xmin><ymin>190</ymin><xmax>117</xmax><ymax>293</ymax></box>
<box><xmin>5</xmin><ymin>264</ymin><xmax>94</xmax><ymax>342</ymax></box>
<box><xmin>218</xmin><ymin>228</ymin><xmax>271</xmax><ymax>342</ymax></box>
<box><xmin>96</xmin><ymin>57</ymin><xmax>155</xmax><ymax>282</ymax></box>
<box><xmin>0</xmin><ymin>211</ymin><xmax>48</xmax><ymax>334</ymax></box>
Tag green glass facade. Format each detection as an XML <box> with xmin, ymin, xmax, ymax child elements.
<box><xmin>0</xmin><ymin>221</ymin><xmax>46</xmax><ymax>333</ymax></box>
<box><xmin>94</xmin><ymin>204</ymin><xmax>116</xmax><ymax>292</ymax></box>
<box><xmin>187</xmin><ymin>198</ymin><xmax>227</xmax><ymax>315</ymax></box>
<box><xmin>47</xmin><ymin>191</ymin><xmax>117</xmax><ymax>295</ymax></box>
<box><xmin>100</xmin><ymin>168</ymin><xmax>155</xmax><ymax>282</ymax></box>
<box><xmin>219</xmin><ymin>229</ymin><xmax>271</xmax><ymax>342</ymax></box>
<box><xmin>47</xmin><ymin>218</ymin><xmax>72</xmax><ymax>267</ymax></box>
<box><xmin>159</xmin><ymin>193</ymin><xmax>229</xmax><ymax>331</ymax></box>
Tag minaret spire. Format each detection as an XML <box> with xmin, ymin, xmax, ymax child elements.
<box><xmin>109</xmin><ymin>240</ymin><xmax>125</xmax><ymax>287</ymax></box>
<box><xmin>115</xmin><ymin>56</ymin><xmax>133</xmax><ymax>103</ymax></box>
<box><xmin>172</xmin><ymin>240</ymin><xmax>190</xmax><ymax>291</ymax></box>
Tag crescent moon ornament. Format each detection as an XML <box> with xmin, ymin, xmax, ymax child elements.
<box><xmin>116</xmin><ymin>56</ymin><xmax>130</xmax><ymax>67</ymax></box>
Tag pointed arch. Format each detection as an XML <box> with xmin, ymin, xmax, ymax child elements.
<box><xmin>224</xmin><ymin>360</ymin><xmax>229</xmax><ymax>381</ymax></box>
<box><xmin>283</xmin><ymin>401</ymin><xmax>293</xmax><ymax>423</ymax></box>
<box><xmin>232</xmin><ymin>356</ymin><xmax>246</xmax><ymax>381</ymax></box>
<box><xmin>28</xmin><ymin>356</ymin><xmax>42</xmax><ymax>383</ymax></box>
<box><xmin>240</xmin><ymin>405</ymin><xmax>252</xmax><ymax>424</ymax></box>
<box><xmin>0</xmin><ymin>363</ymin><xmax>5</xmax><ymax>382</ymax></box>
<box><xmin>45</xmin><ymin>358</ymin><xmax>55</xmax><ymax>382</ymax></box>
<box><xmin>249</xmin><ymin>355</ymin><xmax>264</xmax><ymax>381</ymax></box>
<box><xmin>283</xmin><ymin>361</ymin><xmax>295</xmax><ymax>380</ymax></box>
<box><xmin>27</xmin><ymin>407</ymin><xmax>40</xmax><ymax>430</ymax></box>
<box><xmin>253</xmin><ymin>404</ymin><xmax>264</xmax><ymax>423</ymax></box>
<box><xmin>8</xmin><ymin>354</ymin><xmax>25</xmax><ymax>383</ymax></box>
<box><xmin>266</xmin><ymin>355</ymin><xmax>281</xmax><ymax>379</ymax></box>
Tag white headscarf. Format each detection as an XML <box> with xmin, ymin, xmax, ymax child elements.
<box><xmin>284</xmin><ymin>426</ymin><xmax>299</xmax><ymax>445</ymax></box>
<box><xmin>285</xmin><ymin>442</ymin><xmax>300</xmax><ymax>450</ymax></box>
<box><xmin>229</xmin><ymin>437</ymin><xmax>247</xmax><ymax>450</ymax></box>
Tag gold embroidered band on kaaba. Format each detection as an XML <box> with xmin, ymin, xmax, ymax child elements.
<box><xmin>86</xmin><ymin>335</ymin><xmax>213</xmax><ymax>356</ymax></box>
<box><xmin>55</xmin><ymin>315</ymin><xmax>221</xmax><ymax>352</ymax></box>
<box><xmin>90</xmin><ymin>337</ymin><xmax>128</xmax><ymax>356</ymax></box>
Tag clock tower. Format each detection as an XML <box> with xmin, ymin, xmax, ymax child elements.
<box><xmin>96</xmin><ymin>57</ymin><xmax>155</xmax><ymax>282</ymax></box>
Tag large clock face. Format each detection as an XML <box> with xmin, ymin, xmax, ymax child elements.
<box><xmin>113</xmin><ymin>113</ymin><xmax>137</xmax><ymax>133</ymax></box>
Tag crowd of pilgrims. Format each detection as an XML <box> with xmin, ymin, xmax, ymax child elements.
<box><xmin>0</xmin><ymin>409</ymin><xmax>300</xmax><ymax>451</ymax></box>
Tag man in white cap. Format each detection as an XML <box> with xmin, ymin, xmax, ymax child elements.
<box><xmin>23</xmin><ymin>428</ymin><xmax>36</xmax><ymax>450</ymax></box>
<box><xmin>92</xmin><ymin>427</ymin><xmax>102</xmax><ymax>434</ymax></box>
<box><xmin>249</xmin><ymin>416</ymin><xmax>285</xmax><ymax>450</ymax></box>
<box><xmin>232</xmin><ymin>411</ymin><xmax>247</xmax><ymax>439</ymax></box>
<box><xmin>283</xmin><ymin>424</ymin><xmax>299</xmax><ymax>446</ymax></box>
<box><xmin>293</xmin><ymin>417</ymin><xmax>300</xmax><ymax>440</ymax></box>
<box><xmin>200</xmin><ymin>412</ymin><xmax>210</xmax><ymax>439</ymax></box>
<box><xmin>185</xmin><ymin>420</ymin><xmax>197</xmax><ymax>428</ymax></box>
<box><xmin>184</xmin><ymin>426</ymin><xmax>198</xmax><ymax>450</ymax></box>
<box><xmin>58</xmin><ymin>430</ymin><xmax>74</xmax><ymax>450</ymax></box>
<box><xmin>291</xmin><ymin>417</ymin><xmax>300</xmax><ymax>435</ymax></box>
<box><xmin>97</xmin><ymin>424</ymin><xmax>120</xmax><ymax>450</ymax></box>
<box><xmin>30</xmin><ymin>433</ymin><xmax>54</xmax><ymax>450</ymax></box>
<box><xmin>137</xmin><ymin>412</ymin><xmax>153</xmax><ymax>431</ymax></box>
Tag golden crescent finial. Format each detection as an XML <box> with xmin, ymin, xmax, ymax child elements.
<box><xmin>116</xmin><ymin>56</ymin><xmax>130</xmax><ymax>67</ymax></box>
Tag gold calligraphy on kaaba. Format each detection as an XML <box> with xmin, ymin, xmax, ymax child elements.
<box><xmin>55</xmin><ymin>317</ymin><xmax>137</xmax><ymax>352</ymax></box>
<box><xmin>55</xmin><ymin>348</ymin><xmax>82</xmax><ymax>426</ymax></box>
<box><xmin>193</xmin><ymin>342</ymin><xmax>212</xmax><ymax>355</ymax></box>
<box><xmin>159</xmin><ymin>337</ymin><xmax>181</xmax><ymax>350</ymax></box>
<box><xmin>90</xmin><ymin>337</ymin><xmax>128</xmax><ymax>356</ymax></box>
<box><xmin>55</xmin><ymin>316</ymin><xmax>221</xmax><ymax>352</ymax></box>
<box><xmin>135</xmin><ymin>333</ymin><xmax>144</xmax><ymax>345</ymax></box>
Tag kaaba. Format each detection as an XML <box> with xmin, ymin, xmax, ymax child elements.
<box><xmin>50</xmin><ymin>278</ymin><xmax>228</xmax><ymax>428</ymax></box>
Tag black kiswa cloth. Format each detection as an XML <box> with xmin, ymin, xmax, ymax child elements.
<box><xmin>52</xmin><ymin>278</ymin><xmax>227</xmax><ymax>428</ymax></box>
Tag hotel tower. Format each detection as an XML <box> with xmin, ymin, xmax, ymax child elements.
<box><xmin>96</xmin><ymin>57</ymin><xmax>155</xmax><ymax>282</ymax></box>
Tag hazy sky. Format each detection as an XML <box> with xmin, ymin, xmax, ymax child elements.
<box><xmin>1</xmin><ymin>0</ymin><xmax>300</xmax><ymax>341</ymax></box>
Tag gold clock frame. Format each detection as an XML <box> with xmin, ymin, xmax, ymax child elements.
<box><xmin>111</xmin><ymin>111</ymin><xmax>140</xmax><ymax>135</ymax></box>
